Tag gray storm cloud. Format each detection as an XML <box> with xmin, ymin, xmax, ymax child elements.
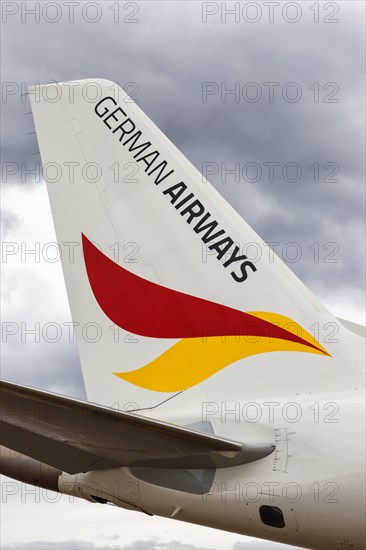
<box><xmin>1</xmin><ymin>2</ymin><xmax>364</xmax><ymax>305</ymax></box>
<box><xmin>0</xmin><ymin>2</ymin><xmax>364</xmax><ymax>548</ymax></box>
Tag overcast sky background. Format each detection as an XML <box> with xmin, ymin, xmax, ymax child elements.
<box><xmin>1</xmin><ymin>1</ymin><xmax>365</xmax><ymax>548</ymax></box>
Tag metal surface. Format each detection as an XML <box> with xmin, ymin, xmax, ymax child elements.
<box><xmin>0</xmin><ymin>380</ymin><xmax>274</xmax><ymax>473</ymax></box>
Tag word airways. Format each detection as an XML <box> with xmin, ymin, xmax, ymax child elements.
<box><xmin>95</xmin><ymin>96</ymin><xmax>257</xmax><ymax>283</ymax></box>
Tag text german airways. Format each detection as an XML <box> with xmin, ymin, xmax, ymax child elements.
<box><xmin>95</xmin><ymin>96</ymin><xmax>257</xmax><ymax>283</ymax></box>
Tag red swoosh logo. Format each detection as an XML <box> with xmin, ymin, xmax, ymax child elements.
<box><xmin>82</xmin><ymin>233</ymin><xmax>324</xmax><ymax>353</ymax></box>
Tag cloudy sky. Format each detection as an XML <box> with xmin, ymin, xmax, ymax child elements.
<box><xmin>1</xmin><ymin>1</ymin><xmax>365</xmax><ymax>548</ymax></box>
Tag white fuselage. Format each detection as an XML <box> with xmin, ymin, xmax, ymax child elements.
<box><xmin>59</xmin><ymin>391</ymin><xmax>365</xmax><ymax>550</ymax></box>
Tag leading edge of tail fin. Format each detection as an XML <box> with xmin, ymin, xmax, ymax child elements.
<box><xmin>29</xmin><ymin>79</ymin><xmax>364</xmax><ymax>411</ymax></box>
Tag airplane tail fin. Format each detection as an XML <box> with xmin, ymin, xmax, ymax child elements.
<box><xmin>29</xmin><ymin>79</ymin><xmax>363</xmax><ymax>416</ymax></box>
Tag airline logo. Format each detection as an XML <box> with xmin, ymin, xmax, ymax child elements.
<box><xmin>82</xmin><ymin>234</ymin><xmax>329</xmax><ymax>392</ymax></box>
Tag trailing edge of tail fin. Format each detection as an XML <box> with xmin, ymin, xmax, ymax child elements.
<box><xmin>29</xmin><ymin>79</ymin><xmax>364</xmax><ymax>413</ymax></box>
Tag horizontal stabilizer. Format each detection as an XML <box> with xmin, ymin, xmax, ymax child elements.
<box><xmin>0</xmin><ymin>380</ymin><xmax>274</xmax><ymax>473</ymax></box>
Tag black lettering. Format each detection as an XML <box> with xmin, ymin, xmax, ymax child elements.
<box><xmin>136</xmin><ymin>150</ymin><xmax>160</xmax><ymax>172</ymax></box>
<box><xmin>180</xmin><ymin>199</ymin><xmax>205</xmax><ymax>224</ymax></box>
<box><xmin>104</xmin><ymin>107</ymin><xmax>127</xmax><ymax>130</ymax></box>
<box><xmin>194</xmin><ymin>213</ymin><xmax>225</xmax><ymax>243</ymax></box>
<box><xmin>163</xmin><ymin>182</ymin><xmax>187</xmax><ymax>204</ymax></box>
<box><xmin>208</xmin><ymin>237</ymin><xmax>234</xmax><ymax>260</ymax></box>
<box><xmin>95</xmin><ymin>96</ymin><xmax>117</xmax><ymax>118</ymax></box>
<box><xmin>231</xmin><ymin>261</ymin><xmax>257</xmax><ymax>282</ymax></box>
<box><xmin>175</xmin><ymin>192</ymin><xmax>194</xmax><ymax>209</ymax></box>
<box><xmin>148</xmin><ymin>161</ymin><xmax>175</xmax><ymax>186</ymax></box>
<box><xmin>113</xmin><ymin>117</ymin><xmax>136</xmax><ymax>142</ymax></box>
<box><xmin>124</xmin><ymin>130</ymin><xmax>151</xmax><ymax>157</ymax></box>
<box><xmin>223</xmin><ymin>246</ymin><xmax>249</xmax><ymax>268</ymax></box>
<box><xmin>94</xmin><ymin>98</ymin><xmax>258</xmax><ymax>283</ymax></box>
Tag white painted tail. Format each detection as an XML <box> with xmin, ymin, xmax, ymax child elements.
<box><xmin>30</xmin><ymin>79</ymin><xmax>364</xmax><ymax>416</ymax></box>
